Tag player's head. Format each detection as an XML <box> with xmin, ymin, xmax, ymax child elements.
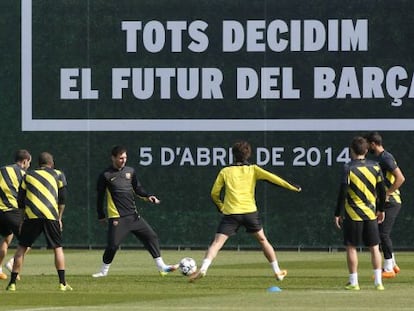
<box><xmin>232</xmin><ymin>141</ymin><xmax>251</xmax><ymax>163</ymax></box>
<box><xmin>350</xmin><ymin>136</ymin><xmax>368</xmax><ymax>158</ymax></box>
<box><xmin>364</xmin><ymin>131</ymin><xmax>383</xmax><ymax>155</ymax></box>
<box><xmin>38</xmin><ymin>152</ymin><xmax>54</xmax><ymax>168</ymax></box>
<box><xmin>364</xmin><ymin>131</ymin><xmax>383</xmax><ymax>145</ymax></box>
<box><xmin>14</xmin><ymin>149</ymin><xmax>32</xmax><ymax>170</ymax></box>
<box><xmin>111</xmin><ymin>145</ymin><xmax>128</xmax><ymax>169</ymax></box>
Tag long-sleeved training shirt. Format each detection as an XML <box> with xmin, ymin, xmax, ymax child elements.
<box><xmin>211</xmin><ymin>164</ymin><xmax>301</xmax><ymax>215</ymax></box>
<box><xmin>96</xmin><ymin>165</ymin><xmax>151</xmax><ymax>219</ymax></box>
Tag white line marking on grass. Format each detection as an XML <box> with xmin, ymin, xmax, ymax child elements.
<box><xmin>10</xmin><ymin>307</ymin><xmax>240</xmax><ymax>311</ymax></box>
<box><xmin>309</xmin><ymin>291</ymin><xmax>353</xmax><ymax>294</ymax></box>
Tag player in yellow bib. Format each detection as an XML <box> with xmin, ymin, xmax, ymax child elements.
<box><xmin>190</xmin><ymin>141</ymin><xmax>301</xmax><ymax>282</ymax></box>
<box><xmin>334</xmin><ymin>136</ymin><xmax>386</xmax><ymax>291</ymax></box>
<box><xmin>0</xmin><ymin>150</ymin><xmax>31</xmax><ymax>280</ymax></box>
<box><xmin>6</xmin><ymin>152</ymin><xmax>72</xmax><ymax>291</ymax></box>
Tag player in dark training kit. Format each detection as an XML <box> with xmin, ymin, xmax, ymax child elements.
<box><xmin>365</xmin><ymin>132</ymin><xmax>405</xmax><ymax>278</ymax></box>
<box><xmin>334</xmin><ymin>136</ymin><xmax>386</xmax><ymax>291</ymax></box>
<box><xmin>92</xmin><ymin>145</ymin><xmax>177</xmax><ymax>278</ymax></box>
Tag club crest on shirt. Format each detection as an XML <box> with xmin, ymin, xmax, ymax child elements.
<box><xmin>125</xmin><ymin>173</ymin><xmax>131</xmax><ymax>179</ymax></box>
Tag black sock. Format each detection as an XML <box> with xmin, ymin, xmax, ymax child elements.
<box><xmin>57</xmin><ymin>269</ymin><xmax>66</xmax><ymax>285</ymax></box>
<box><xmin>10</xmin><ymin>272</ymin><xmax>18</xmax><ymax>284</ymax></box>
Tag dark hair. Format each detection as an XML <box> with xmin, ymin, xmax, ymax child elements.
<box><xmin>350</xmin><ymin>136</ymin><xmax>368</xmax><ymax>156</ymax></box>
<box><xmin>14</xmin><ymin>149</ymin><xmax>31</xmax><ymax>162</ymax></box>
<box><xmin>364</xmin><ymin>131</ymin><xmax>382</xmax><ymax>145</ymax></box>
<box><xmin>38</xmin><ymin>152</ymin><xmax>54</xmax><ymax>166</ymax></box>
<box><xmin>232</xmin><ymin>141</ymin><xmax>252</xmax><ymax>162</ymax></box>
<box><xmin>111</xmin><ymin>145</ymin><xmax>127</xmax><ymax>157</ymax></box>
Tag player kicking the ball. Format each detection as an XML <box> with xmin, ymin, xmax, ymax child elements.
<box><xmin>189</xmin><ymin>141</ymin><xmax>301</xmax><ymax>282</ymax></box>
<box><xmin>92</xmin><ymin>146</ymin><xmax>178</xmax><ymax>278</ymax></box>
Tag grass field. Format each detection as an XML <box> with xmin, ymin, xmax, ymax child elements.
<box><xmin>1</xmin><ymin>249</ymin><xmax>413</xmax><ymax>310</ymax></box>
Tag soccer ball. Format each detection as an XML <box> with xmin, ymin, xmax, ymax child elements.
<box><xmin>178</xmin><ymin>257</ymin><xmax>197</xmax><ymax>276</ymax></box>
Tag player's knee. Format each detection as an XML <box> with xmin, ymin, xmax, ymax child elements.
<box><xmin>256</xmin><ymin>236</ymin><xmax>269</xmax><ymax>245</ymax></box>
<box><xmin>106</xmin><ymin>245</ymin><xmax>119</xmax><ymax>254</ymax></box>
<box><xmin>379</xmin><ymin>232</ymin><xmax>389</xmax><ymax>241</ymax></box>
<box><xmin>148</xmin><ymin>232</ymin><xmax>159</xmax><ymax>241</ymax></box>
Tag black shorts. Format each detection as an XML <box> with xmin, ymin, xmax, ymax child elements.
<box><xmin>18</xmin><ymin>219</ymin><xmax>62</xmax><ymax>248</ymax></box>
<box><xmin>216</xmin><ymin>212</ymin><xmax>263</xmax><ymax>236</ymax></box>
<box><xmin>0</xmin><ymin>209</ymin><xmax>23</xmax><ymax>237</ymax></box>
<box><xmin>107</xmin><ymin>214</ymin><xmax>158</xmax><ymax>248</ymax></box>
<box><xmin>343</xmin><ymin>218</ymin><xmax>380</xmax><ymax>247</ymax></box>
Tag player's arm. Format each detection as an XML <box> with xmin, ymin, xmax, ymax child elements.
<box><xmin>96</xmin><ymin>173</ymin><xmax>107</xmax><ymax>220</ymax></box>
<box><xmin>131</xmin><ymin>171</ymin><xmax>160</xmax><ymax>204</ymax></box>
<box><xmin>382</xmin><ymin>154</ymin><xmax>405</xmax><ymax>199</ymax></box>
<box><xmin>58</xmin><ymin>204</ymin><xmax>65</xmax><ymax>231</ymax></box>
<box><xmin>334</xmin><ymin>183</ymin><xmax>346</xmax><ymax>229</ymax></box>
<box><xmin>57</xmin><ymin>185</ymin><xmax>67</xmax><ymax>230</ymax></box>
<box><xmin>387</xmin><ymin>167</ymin><xmax>405</xmax><ymax>199</ymax></box>
<box><xmin>255</xmin><ymin>165</ymin><xmax>301</xmax><ymax>192</ymax></box>
<box><xmin>375</xmin><ymin>176</ymin><xmax>386</xmax><ymax>224</ymax></box>
<box><xmin>17</xmin><ymin>181</ymin><xmax>27</xmax><ymax>230</ymax></box>
<box><xmin>17</xmin><ymin>185</ymin><xmax>26</xmax><ymax>210</ymax></box>
<box><xmin>210</xmin><ymin>172</ymin><xmax>224</xmax><ymax>213</ymax></box>
<box><xmin>376</xmin><ymin>180</ymin><xmax>386</xmax><ymax>212</ymax></box>
<box><xmin>334</xmin><ymin>164</ymin><xmax>350</xmax><ymax>229</ymax></box>
<box><xmin>57</xmin><ymin>185</ymin><xmax>67</xmax><ymax>207</ymax></box>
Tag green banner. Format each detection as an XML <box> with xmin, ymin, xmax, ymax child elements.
<box><xmin>0</xmin><ymin>0</ymin><xmax>412</xmax><ymax>248</ymax></box>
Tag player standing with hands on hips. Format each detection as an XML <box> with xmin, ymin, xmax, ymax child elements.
<box><xmin>190</xmin><ymin>141</ymin><xmax>301</xmax><ymax>282</ymax></box>
<box><xmin>334</xmin><ymin>136</ymin><xmax>386</xmax><ymax>291</ymax></box>
<box><xmin>92</xmin><ymin>145</ymin><xmax>178</xmax><ymax>278</ymax></box>
<box><xmin>364</xmin><ymin>132</ymin><xmax>405</xmax><ymax>278</ymax></box>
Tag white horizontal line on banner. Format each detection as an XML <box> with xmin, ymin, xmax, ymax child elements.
<box><xmin>21</xmin><ymin>118</ymin><xmax>414</xmax><ymax>132</ymax></box>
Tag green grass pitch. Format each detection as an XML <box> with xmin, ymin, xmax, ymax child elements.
<box><xmin>1</xmin><ymin>249</ymin><xmax>413</xmax><ymax>310</ymax></box>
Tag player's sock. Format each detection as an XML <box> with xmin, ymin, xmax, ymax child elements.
<box><xmin>392</xmin><ymin>253</ymin><xmax>398</xmax><ymax>267</ymax></box>
<box><xmin>349</xmin><ymin>273</ymin><xmax>358</xmax><ymax>286</ymax></box>
<box><xmin>10</xmin><ymin>272</ymin><xmax>19</xmax><ymax>283</ymax></box>
<box><xmin>6</xmin><ymin>257</ymin><xmax>14</xmax><ymax>272</ymax></box>
<box><xmin>373</xmin><ymin>269</ymin><xmax>382</xmax><ymax>285</ymax></box>
<box><xmin>383</xmin><ymin>258</ymin><xmax>393</xmax><ymax>271</ymax></box>
<box><xmin>57</xmin><ymin>269</ymin><xmax>66</xmax><ymax>285</ymax></box>
<box><xmin>154</xmin><ymin>257</ymin><xmax>167</xmax><ymax>270</ymax></box>
<box><xmin>270</xmin><ymin>260</ymin><xmax>281</xmax><ymax>274</ymax></box>
<box><xmin>92</xmin><ymin>263</ymin><xmax>110</xmax><ymax>277</ymax></box>
<box><xmin>200</xmin><ymin>258</ymin><xmax>212</xmax><ymax>274</ymax></box>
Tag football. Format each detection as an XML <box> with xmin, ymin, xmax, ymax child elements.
<box><xmin>178</xmin><ymin>257</ymin><xmax>197</xmax><ymax>276</ymax></box>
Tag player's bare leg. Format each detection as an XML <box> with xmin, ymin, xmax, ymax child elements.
<box><xmin>253</xmin><ymin>229</ymin><xmax>287</xmax><ymax>280</ymax></box>
<box><xmin>54</xmin><ymin>247</ymin><xmax>72</xmax><ymax>291</ymax></box>
<box><xmin>0</xmin><ymin>235</ymin><xmax>13</xmax><ymax>279</ymax></box>
<box><xmin>6</xmin><ymin>245</ymin><xmax>26</xmax><ymax>291</ymax></box>
<box><xmin>345</xmin><ymin>245</ymin><xmax>360</xmax><ymax>290</ymax></box>
<box><xmin>189</xmin><ymin>233</ymin><xmax>228</xmax><ymax>282</ymax></box>
<box><xmin>370</xmin><ymin>244</ymin><xmax>384</xmax><ymax>290</ymax></box>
